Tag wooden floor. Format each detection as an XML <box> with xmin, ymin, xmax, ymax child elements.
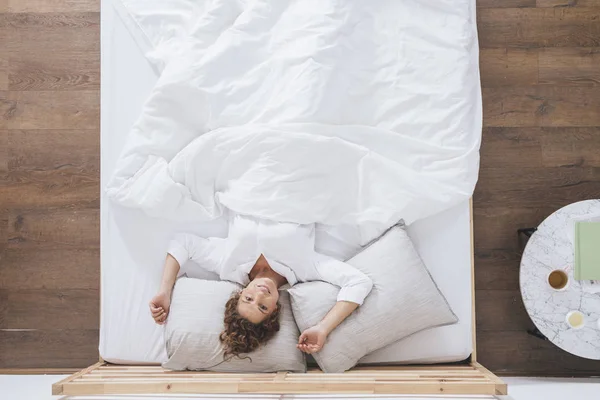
<box><xmin>0</xmin><ymin>0</ymin><xmax>101</xmax><ymax>369</ymax></box>
<box><xmin>475</xmin><ymin>0</ymin><xmax>600</xmax><ymax>375</ymax></box>
<box><xmin>0</xmin><ymin>0</ymin><xmax>599</xmax><ymax>375</ymax></box>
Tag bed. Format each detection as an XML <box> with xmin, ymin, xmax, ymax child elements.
<box><xmin>54</xmin><ymin>0</ymin><xmax>506</xmax><ymax>396</ymax></box>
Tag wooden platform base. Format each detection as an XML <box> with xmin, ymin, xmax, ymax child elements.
<box><xmin>52</xmin><ymin>362</ymin><xmax>507</xmax><ymax>396</ymax></box>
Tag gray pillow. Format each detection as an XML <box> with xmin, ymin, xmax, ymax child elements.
<box><xmin>288</xmin><ymin>226</ymin><xmax>458</xmax><ymax>373</ymax></box>
<box><xmin>163</xmin><ymin>278</ymin><xmax>306</xmax><ymax>372</ymax></box>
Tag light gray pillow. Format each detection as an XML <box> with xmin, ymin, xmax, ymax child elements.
<box><xmin>288</xmin><ymin>226</ymin><xmax>457</xmax><ymax>373</ymax></box>
<box><xmin>163</xmin><ymin>278</ymin><xmax>306</xmax><ymax>372</ymax></box>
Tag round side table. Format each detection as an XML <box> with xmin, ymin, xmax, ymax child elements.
<box><xmin>519</xmin><ymin>199</ymin><xmax>600</xmax><ymax>360</ymax></box>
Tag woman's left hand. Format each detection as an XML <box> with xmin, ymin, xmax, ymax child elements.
<box><xmin>297</xmin><ymin>324</ymin><xmax>328</xmax><ymax>354</ymax></box>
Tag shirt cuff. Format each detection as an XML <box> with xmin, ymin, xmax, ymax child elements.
<box><xmin>337</xmin><ymin>283</ymin><xmax>373</xmax><ymax>306</ymax></box>
<box><xmin>167</xmin><ymin>240</ymin><xmax>189</xmax><ymax>267</ymax></box>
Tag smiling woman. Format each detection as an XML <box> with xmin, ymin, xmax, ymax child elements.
<box><xmin>149</xmin><ymin>213</ymin><xmax>374</xmax><ymax>360</ymax></box>
<box><xmin>220</xmin><ymin>290</ymin><xmax>282</xmax><ymax>358</ymax></box>
<box><xmin>218</xmin><ymin>261</ymin><xmax>285</xmax><ymax>357</ymax></box>
<box><xmin>238</xmin><ymin>277</ymin><xmax>282</xmax><ymax>323</ymax></box>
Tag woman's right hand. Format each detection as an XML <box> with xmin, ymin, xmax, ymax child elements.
<box><xmin>149</xmin><ymin>291</ymin><xmax>171</xmax><ymax>325</ymax></box>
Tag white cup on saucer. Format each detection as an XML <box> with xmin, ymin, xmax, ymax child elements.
<box><xmin>565</xmin><ymin>311</ymin><xmax>585</xmax><ymax>330</ymax></box>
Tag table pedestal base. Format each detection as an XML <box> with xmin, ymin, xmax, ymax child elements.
<box><xmin>527</xmin><ymin>327</ymin><xmax>548</xmax><ymax>341</ymax></box>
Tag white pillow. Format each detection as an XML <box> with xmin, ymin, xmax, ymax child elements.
<box><xmin>163</xmin><ymin>278</ymin><xmax>306</xmax><ymax>372</ymax></box>
<box><xmin>288</xmin><ymin>226</ymin><xmax>457</xmax><ymax>373</ymax></box>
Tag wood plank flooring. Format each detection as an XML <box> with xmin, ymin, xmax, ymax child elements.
<box><xmin>0</xmin><ymin>0</ymin><xmax>100</xmax><ymax>369</ymax></box>
<box><xmin>475</xmin><ymin>0</ymin><xmax>600</xmax><ymax>375</ymax></box>
<box><xmin>0</xmin><ymin>0</ymin><xmax>599</xmax><ymax>375</ymax></box>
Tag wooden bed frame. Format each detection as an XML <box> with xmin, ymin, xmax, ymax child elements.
<box><xmin>53</xmin><ymin>362</ymin><xmax>505</xmax><ymax>396</ymax></box>
<box><xmin>53</xmin><ymin>200</ymin><xmax>507</xmax><ymax>396</ymax></box>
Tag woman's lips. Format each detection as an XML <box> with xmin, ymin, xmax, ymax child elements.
<box><xmin>257</xmin><ymin>284</ymin><xmax>270</xmax><ymax>294</ymax></box>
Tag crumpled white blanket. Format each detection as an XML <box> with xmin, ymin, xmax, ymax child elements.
<box><xmin>107</xmin><ymin>0</ymin><xmax>482</xmax><ymax>245</ymax></box>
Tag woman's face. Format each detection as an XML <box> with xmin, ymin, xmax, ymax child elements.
<box><xmin>237</xmin><ymin>277</ymin><xmax>279</xmax><ymax>324</ymax></box>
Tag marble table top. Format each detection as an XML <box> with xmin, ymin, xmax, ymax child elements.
<box><xmin>520</xmin><ymin>199</ymin><xmax>600</xmax><ymax>360</ymax></box>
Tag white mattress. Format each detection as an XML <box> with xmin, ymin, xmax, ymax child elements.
<box><xmin>100</xmin><ymin>0</ymin><xmax>474</xmax><ymax>365</ymax></box>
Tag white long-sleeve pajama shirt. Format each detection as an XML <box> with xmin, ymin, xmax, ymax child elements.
<box><xmin>168</xmin><ymin>214</ymin><xmax>373</xmax><ymax>305</ymax></box>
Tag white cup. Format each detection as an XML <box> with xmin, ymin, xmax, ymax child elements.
<box><xmin>565</xmin><ymin>311</ymin><xmax>585</xmax><ymax>330</ymax></box>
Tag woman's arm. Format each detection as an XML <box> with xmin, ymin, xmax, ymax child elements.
<box><xmin>297</xmin><ymin>301</ymin><xmax>358</xmax><ymax>354</ymax></box>
<box><xmin>167</xmin><ymin>233</ymin><xmax>224</xmax><ymax>274</ymax></box>
<box><xmin>313</xmin><ymin>253</ymin><xmax>373</xmax><ymax>306</ymax></box>
<box><xmin>150</xmin><ymin>233</ymin><xmax>223</xmax><ymax>325</ymax></box>
<box><xmin>159</xmin><ymin>254</ymin><xmax>181</xmax><ymax>294</ymax></box>
<box><xmin>317</xmin><ymin>301</ymin><xmax>359</xmax><ymax>333</ymax></box>
<box><xmin>298</xmin><ymin>254</ymin><xmax>373</xmax><ymax>353</ymax></box>
<box><xmin>150</xmin><ymin>254</ymin><xmax>180</xmax><ymax>325</ymax></box>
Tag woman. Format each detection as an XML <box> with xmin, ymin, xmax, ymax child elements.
<box><xmin>149</xmin><ymin>214</ymin><xmax>373</xmax><ymax>357</ymax></box>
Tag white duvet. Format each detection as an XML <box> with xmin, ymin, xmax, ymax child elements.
<box><xmin>107</xmin><ymin>0</ymin><xmax>481</xmax><ymax>244</ymax></box>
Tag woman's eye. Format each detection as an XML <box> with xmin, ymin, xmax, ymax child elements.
<box><xmin>246</xmin><ymin>296</ymin><xmax>252</xmax><ymax>301</ymax></box>
<box><xmin>260</xmin><ymin>305</ymin><xmax>267</xmax><ymax>311</ymax></box>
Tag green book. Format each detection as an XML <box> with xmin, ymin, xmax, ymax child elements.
<box><xmin>574</xmin><ymin>221</ymin><xmax>600</xmax><ymax>280</ymax></box>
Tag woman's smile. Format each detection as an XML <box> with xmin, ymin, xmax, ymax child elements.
<box><xmin>257</xmin><ymin>284</ymin><xmax>270</xmax><ymax>294</ymax></box>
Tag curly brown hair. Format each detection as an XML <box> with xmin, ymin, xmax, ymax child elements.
<box><xmin>219</xmin><ymin>291</ymin><xmax>281</xmax><ymax>359</ymax></box>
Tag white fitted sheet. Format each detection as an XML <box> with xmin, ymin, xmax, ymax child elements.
<box><xmin>100</xmin><ymin>0</ymin><xmax>474</xmax><ymax>365</ymax></box>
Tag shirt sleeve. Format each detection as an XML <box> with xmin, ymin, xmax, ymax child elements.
<box><xmin>313</xmin><ymin>253</ymin><xmax>373</xmax><ymax>305</ymax></box>
<box><xmin>167</xmin><ymin>233</ymin><xmax>224</xmax><ymax>274</ymax></box>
